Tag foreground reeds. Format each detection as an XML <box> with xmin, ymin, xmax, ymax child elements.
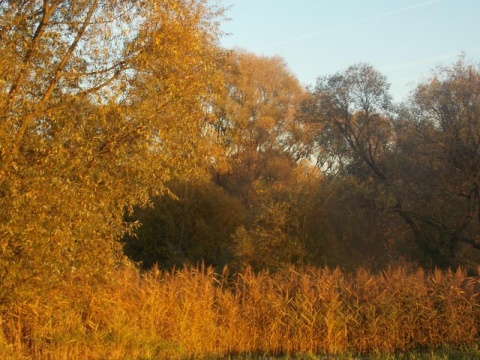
<box><xmin>0</xmin><ymin>264</ymin><xmax>479</xmax><ymax>359</ymax></box>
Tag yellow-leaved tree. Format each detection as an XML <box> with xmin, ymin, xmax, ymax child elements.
<box><xmin>0</xmin><ymin>0</ymin><xmax>225</xmax><ymax>303</ymax></box>
<box><xmin>210</xmin><ymin>50</ymin><xmax>312</xmax><ymax>271</ymax></box>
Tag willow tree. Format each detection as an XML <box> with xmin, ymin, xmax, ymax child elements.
<box><xmin>211</xmin><ymin>51</ymin><xmax>309</xmax><ymax>194</ymax></box>
<box><xmin>0</xmin><ymin>0</ymin><xmax>225</xmax><ymax>302</ymax></box>
<box><xmin>207</xmin><ymin>50</ymin><xmax>312</xmax><ymax>271</ymax></box>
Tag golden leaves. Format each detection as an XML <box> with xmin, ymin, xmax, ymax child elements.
<box><xmin>0</xmin><ymin>0</ymin><xmax>226</xmax><ymax>301</ymax></box>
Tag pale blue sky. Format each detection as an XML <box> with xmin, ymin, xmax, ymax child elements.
<box><xmin>219</xmin><ymin>0</ymin><xmax>480</xmax><ymax>101</ymax></box>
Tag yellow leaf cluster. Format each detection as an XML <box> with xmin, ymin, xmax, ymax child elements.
<box><xmin>0</xmin><ymin>0</ymin><xmax>226</xmax><ymax>301</ymax></box>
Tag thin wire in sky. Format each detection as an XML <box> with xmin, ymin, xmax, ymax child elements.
<box><xmin>257</xmin><ymin>0</ymin><xmax>442</xmax><ymax>51</ymax></box>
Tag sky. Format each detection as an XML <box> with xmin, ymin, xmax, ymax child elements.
<box><xmin>219</xmin><ymin>0</ymin><xmax>480</xmax><ymax>102</ymax></box>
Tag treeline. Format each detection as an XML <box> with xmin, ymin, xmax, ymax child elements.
<box><xmin>1</xmin><ymin>0</ymin><xmax>480</xmax><ymax>306</ymax></box>
<box><xmin>124</xmin><ymin>55</ymin><xmax>480</xmax><ymax>273</ymax></box>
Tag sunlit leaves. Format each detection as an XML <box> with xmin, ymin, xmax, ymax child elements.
<box><xmin>0</xmin><ymin>0</ymin><xmax>225</xmax><ymax>301</ymax></box>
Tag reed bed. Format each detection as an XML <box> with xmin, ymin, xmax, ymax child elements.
<box><xmin>0</xmin><ymin>264</ymin><xmax>479</xmax><ymax>359</ymax></box>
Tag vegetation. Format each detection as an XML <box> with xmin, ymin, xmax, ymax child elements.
<box><xmin>1</xmin><ymin>1</ymin><xmax>480</xmax><ymax>358</ymax></box>
<box><xmin>0</xmin><ymin>265</ymin><xmax>479</xmax><ymax>359</ymax></box>
<box><xmin>126</xmin><ymin>56</ymin><xmax>480</xmax><ymax>273</ymax></box>
<box><xmin>0</xmin><ymin>0</ymin><xmax>226</xmax><ymax>304</ymax></box>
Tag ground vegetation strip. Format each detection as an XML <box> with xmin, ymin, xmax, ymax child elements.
<box><xmin>0</xmin><ymin>265</ymin><xmax>478</xmax><ymax>359</ymax></box>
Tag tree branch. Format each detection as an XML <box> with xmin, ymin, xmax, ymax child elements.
<box><xmin>1</xmin><ymin>0</ymin><xmax>100</xmax><ymax>182</ymax></box>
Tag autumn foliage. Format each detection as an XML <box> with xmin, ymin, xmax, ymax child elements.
<box><xmin>0</xmin><ymin>0</ymin><xmax>225</xmax><ymax>303</ymax></box>
<box><xmin>0</xmin><ymin>265</ymin><xmax>479</xmax><ymax>358</ymax></box>
<box><xmin>1</xmin><ymin>1</ymin><xmax>480</xmax><ymax>358</ymax></box>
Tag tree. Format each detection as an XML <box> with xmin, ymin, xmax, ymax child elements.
<box><xmin>306</xmin><ymin>63</ymin><xmax>393</xmax><ymax>178</ymax></box>
<box><xmin>297</xmin><ymin>64</ymin><xmax>401</xmax><ymax>266</ymax></box>
<box><xmin>211</xmin><ymin>50</ymin><xmax>308</xmax><ymax>199</ymax></box>
<box><xmin>303</xmin><ymin>60</ymin><xmax>480</xmax><ymax>268</ymax></box>
<box><xmin>203</xmin><ymin>50</ymin><xmax>314</xmax><ymax>271</ymax></box>
<box><xmin>0</xmin><ymin>0</ymin><xmax>225</xmax><ymax>302</ymax></box>
<box><xmin>393</xmin><ymin>58</ymin><xmax>480</xmax><ymax>266</ymax></box>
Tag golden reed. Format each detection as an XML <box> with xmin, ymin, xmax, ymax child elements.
<box><xmin>0</xmin><ymin>264</ymin><xmax>478</xmax><ymax>359</ymax></box>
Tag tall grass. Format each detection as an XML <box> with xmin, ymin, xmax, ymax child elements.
<box><xmin>0</xmin><ymin>264</ymin><xmax>479</xmax><ymax>359</ymax></box>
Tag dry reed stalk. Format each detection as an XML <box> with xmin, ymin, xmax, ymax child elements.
<box><xmin>0</xmin><ymin>264</ymin><xmax>479</xmax><ymax>359</ymax></box>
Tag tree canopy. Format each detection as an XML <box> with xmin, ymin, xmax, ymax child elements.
<box><xmin>0</xmin><ymin>0</ymin><xmax>225</xmax><ymax>302</ymax></box>
<box><xmin>300</xmin><ymin>58</ymin><xmax>480</xmax><ymax>269</ymax></box>
<box><xmin>1</xmin><ymin>2</ymin><xmax>479</xmax><ymax>298</ymax></box>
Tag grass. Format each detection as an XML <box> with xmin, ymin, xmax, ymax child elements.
<box><xmin>213</xmin><ymin>345</ymin><xmax>480</xmax><ymax>359</ymax></box>
<box><xmin>0</xmin><ymin>264</ymin><xmax>478</xmax><ymax>359</ymax></box>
